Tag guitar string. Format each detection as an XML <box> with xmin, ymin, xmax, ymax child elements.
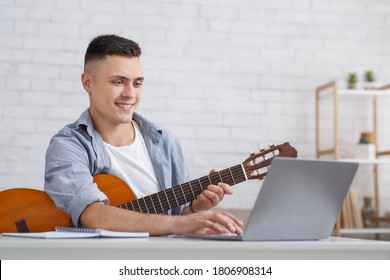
<box><xmin>122</xmin><ymin>164</ymin><xmax>247</xmax><ymax>214</ymax></box>
<box><xmin>126</xmin><ymin>165</ymin><xmax>247</xmax><ymax>214</ymax></box>
<box><xmin>128</xmin><ymin>166</ymin><xmax>247</xmax><ymax>214</ymax></box>
<box><xmin>119</xmin><ymin>154</ymin><xmax>269</xmax><ymax>213</ymax></box>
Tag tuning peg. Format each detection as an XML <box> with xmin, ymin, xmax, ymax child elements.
<box><xmin>258</xmin><ymin>146</ymin><xmax>267</xmax><ymax>161</ymax></box>
<box><xmin>259</xmin><ymin>176</ymin><xmax>266</xmax><ymax>181</ymax></box>
<box><xmin>259</xmin><ymin>146</ymin><xmax>265</xmax><ymax>152</ymax></box>
<box><xmin>249</xmin><ymin>151</ymin><xmax>255</xmax><ymax>156</ymax></box>
<box><xmin>268</xmin><ymin>143</ymin><xmax>277</xmax><ymax>156</ymax></box>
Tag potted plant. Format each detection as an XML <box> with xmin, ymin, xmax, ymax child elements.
<box><xmin>355</xmin><ymin>132</ymin><xmax>376</xmax><ymax>160</ymax></box>
<box><xmin>347</xmin><ymin>72</ymin><xmax>357</xmax><ymax>89</ymax></box>
<box><xmin>364</xmin><ymin>70</ymin><xmax>375</xmax><ymax>89</ymax></box>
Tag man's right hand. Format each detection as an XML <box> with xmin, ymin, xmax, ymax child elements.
<box><xmin>172</xmin><ymin>210</ymin><xmax>244</xmax><ymax>236</ymax></box>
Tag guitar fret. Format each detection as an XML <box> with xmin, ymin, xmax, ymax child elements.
<box><xmin>133</xmin><ymin>200</ymin><xmax>139</xmax><ymax>212</ymax></box>
<box><xmin>163</xmin><ymin>190</ymin><xmax>172</xmax><ymax>210</ymax></box>
<box><xmin>181</xmin><ymin>182</ymin><xmax>193</xmax><ymax>202</ymax></box>
<box><xmin>161</xmin><ymin>195</ymin><xmax>170</xmax><ymax>211</ymax></box>
<box><xmin>129</xmin><ymin>202</ymin><xmax>135</xmax><ymax>211</ymax></box>
<box><xmin>192</xmin><ymin>179</ymin><xmax>203</xmax><ymax>195</ymax></box>
<box><xmin>167</xmin><ymin>188</ymin><xmax>181</xmax><ymax>209</ymax></box>
<box><xmin>156</xmin><ymin>194</ymin><xmax>164</xmax><ymax>213</ymax></box>
<box><xmin>174</xmin><ymin>187</ymin><xmax>187</xmax><ymax>206</ymax></box>
<box><xmin>141</xmin><ymin>197</ymin><xmax>148</xmax><ymax>213</ymax></box>
<box><xmin>209</xmin><ymin>173</ymin><xmax>218</xmax><ymax>185</ymax></box>
<box><xmin>197</xmin><ymin>178</ymin><xmax>204</xmax><ymax>190</ymax></box>
<box><xmin>141</xmin><ymin>198</ymin><xmax>148</xmax><ymax>213</ymax></box>
<box><xmin>235</xmin><ymin>164</ymin><xmax>247</xmax><ymax>184</ymax></box>
<box><xmin>172</xmin><ymin>188</ymin><xmax>179</xmax><ymax>207</ymax></box>
<box><xmin>218</xmin><ymin>172</ymin><xmax>223</xmax><ymax>183</ymax></box>
<box><xmin>219</xmin><ymin>169</ymin><xmax>229</xmax><ymax>184</ymax></box>
<box><xmin>151</xmin><ymin>193</ymin><xmax>162</xmax><ymax>213</ymax></box>
<box><xmin>150</xmin><ymin>196</ymin><xmax>157</xmax><ymax>214</ymax></box>
<box><xmin>137</xmin><ymin>199</ymin><xmax>145</xmax><ymax>213</ymax></box>
<box><xmin>138</xmin><ymin>201</ymin><xmax>144</xmax><ymax>213</ymax></box>
<box><xmin>231</xmin><ymin>173</ymin><xmax>241</xmax><ymax>184</ymax></box>
<box><xmin>179</xmin><ymin>185</ymin><xmax>187</xmax><ymax>203</ymax></box>
<box><xmin>145</xmin><ymin>196</ymin><xmax>156</xmax><ymax>214</ymax></box>
<box><xmin>188</xmin><ymin>181</ymin><xmax>196</xmax><ymax>200</ymax></box>
<box><xmin>131</xmin><ymin>201</ymin><xmax>140</xmax><ymax>212</ymax></box>
<box><xmin>200</xmin><ymin>176</ymin><xmax>211</xmax><ymax>189</ymax></box>
<box><xmin>224</xmin><ymin>169</ymin><xmax>235</xmax><ymax>185</ymax></box>
<box><xmin>157</xmin><ymin>191</ymin><xmax>168</xmax><ymax>213</ymax></box>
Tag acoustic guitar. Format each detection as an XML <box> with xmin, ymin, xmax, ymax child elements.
<box><xmin>0</xmin><ymin>142</ymin><xmax>297</xmax><ymax>233</ymax></box>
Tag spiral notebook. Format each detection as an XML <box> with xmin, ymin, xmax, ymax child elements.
<box><xmin>2</xmin><ymin>227</ymin><xmax>149</xmax><ymax>239</ymax></box>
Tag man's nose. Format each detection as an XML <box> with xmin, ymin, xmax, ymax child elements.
<box><xmin>122</xmin><ymin>84</ymin><xmax>136</xmax><ymax>98</ymax></box>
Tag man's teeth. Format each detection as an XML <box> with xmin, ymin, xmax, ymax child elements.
<box><xmin>116</xmin><ymin>103</ymin><xmax>132</xmax><ymax>108</ymax></box>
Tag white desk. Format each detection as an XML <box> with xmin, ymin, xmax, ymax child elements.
<box><xmin>1</xmin><ymin>236</ymin><xmax>390</xmax><ymax>260</ymax></box>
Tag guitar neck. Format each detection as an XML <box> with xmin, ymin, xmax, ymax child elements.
<box><xmin>118</xmin><ymin>164</ymin><xmax>247</xmax><ymax>214</ymax></box>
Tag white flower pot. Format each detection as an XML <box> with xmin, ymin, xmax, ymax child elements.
<box><xmin>354</xmin><ymin>144</ymin><xmax>376</xmax><ymax>160</ymax></box>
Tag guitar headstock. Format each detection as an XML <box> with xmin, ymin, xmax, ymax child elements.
<box><xmin>242</xmin><ymin>142</ymin><xmax>297</xmax><ymax>180</ymax></box>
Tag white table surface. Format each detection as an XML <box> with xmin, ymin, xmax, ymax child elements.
<box><xmin>1</xmin><ymin>235</ymin><xmax>390</xmax><ymax>260</ymax></box>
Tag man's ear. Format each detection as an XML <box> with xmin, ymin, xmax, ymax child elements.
<box><xmin>81</xmin><ymin>72</ymin><xmax>92</xmax><ymax>94</ymax></box>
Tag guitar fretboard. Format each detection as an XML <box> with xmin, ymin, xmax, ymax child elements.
<box><xmin>118</xmin><ymin>164</ymin><xmax>246</xmax><ymax>214</ymax></box>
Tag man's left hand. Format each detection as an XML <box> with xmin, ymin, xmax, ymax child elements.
<box><xmin>190</xmin><ymin>168</ymin><xmax>234</xmax><ymax>212</ymax></box>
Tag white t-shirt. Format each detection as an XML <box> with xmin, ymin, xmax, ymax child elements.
<box><xmin>104</xmin><ymin>121</ymin><xmax>160</xmax><ymax>199</ymax></box>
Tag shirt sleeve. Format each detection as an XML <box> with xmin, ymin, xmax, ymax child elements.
<box><xmin>44</xmin><ymin>131</ymin><xmax>108</xmax><ymax>227</ymax></box>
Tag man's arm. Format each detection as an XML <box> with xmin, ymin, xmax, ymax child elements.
<box><xmin>80</xmin><ymin>202</ymin><xmax>243</xmax><ymax>236</ymax></box>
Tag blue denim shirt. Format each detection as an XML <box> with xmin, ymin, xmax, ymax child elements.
<box><xmin>44</xmin><ymin>109</ymin><xmax>190</xmax><ymax>227</ymax></box>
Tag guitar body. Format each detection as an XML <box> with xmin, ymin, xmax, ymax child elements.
<box><xmin>0</xmin><ymin>188</ymin><xmax>72</xmax><ymax>233</ymax></box>
<box><xmin>93</xmin><ymin>174</ymin><xmax>136</xmax><ymax>206</ymax></box>
<box><xmin>0</xmin><ymin>175</ymin><xmax>136</xmax><ymax>233</ymax></box>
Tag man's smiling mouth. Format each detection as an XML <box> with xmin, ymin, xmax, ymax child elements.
<box><xmin>115</xmin><ymin>102</ymin><xmax>134</xmax><ymax>109</ymax></box>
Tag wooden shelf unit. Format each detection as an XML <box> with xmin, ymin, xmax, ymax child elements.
<box><xmin>315</xmin><ymin>81</ymin><xmax>390</xmax><ymax>236</ymax></box>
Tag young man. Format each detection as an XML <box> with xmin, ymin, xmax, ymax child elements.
<box><xmin>44</xmin><ymin>34</ymin><xmax>243</xmax><ymax>236</ymax></box>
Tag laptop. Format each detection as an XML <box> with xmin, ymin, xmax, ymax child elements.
<box><xmin>185</xmin><ymin>157</ymin><xmax>359</xmax><ymax>241</ymax></box>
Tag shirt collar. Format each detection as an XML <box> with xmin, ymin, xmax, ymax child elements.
<box><xmin>133</xmin><ymin>112</ymin><xmax>163</xmax><ymax>144</ymax></box>
<box><xmin>75</xmin><ymin>109</ymin><xmax>96</xmax><ymax>137</ymax></box>
<box><xmin>76</xmin><ymin>109</ymin><xmax>162</xmax><ymax>142</ymax></box>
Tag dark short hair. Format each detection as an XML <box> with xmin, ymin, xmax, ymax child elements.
<box><xmin>84</xmin><ymin>34</ymin><xmax>142</xmax><ymax>66</ymax></box>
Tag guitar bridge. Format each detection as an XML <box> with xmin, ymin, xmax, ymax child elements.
<box><xmin>15</xmin><ymin>219</ymin><xmax>30</xmax><ymax>233</ymax></box>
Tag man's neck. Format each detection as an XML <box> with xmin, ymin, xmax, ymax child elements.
<box><xmin>94</xmin><ymin>120</ymin><xmax>135</xmax><ymax>147</ymax></box>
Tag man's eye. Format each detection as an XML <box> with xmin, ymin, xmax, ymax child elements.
<box><xmin>135</xmin><ymin>81</ymin><xmax>143</xmax><ymax>87</ymax></box>
<box><xmin>113</xmin><ymin>80</ymin><xmax>123</xmax><ymax>85</ymax></box>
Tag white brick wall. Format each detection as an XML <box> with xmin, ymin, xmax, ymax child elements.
<box><xmin>1</xmin><ymin>0</ymin><xmax>390</xmax><ymax>213</ymax></box>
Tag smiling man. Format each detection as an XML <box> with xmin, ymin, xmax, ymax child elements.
<box><xmin>44</xmin><ymin>34</ymin><xmax>243</xmax><ymax>236</ymax></box>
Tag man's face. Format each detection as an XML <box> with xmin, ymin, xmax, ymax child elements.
<box><xmin>83</xmin><ymin>55</ymin><xmax>144</xmax><ymax>128</ymax></box>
